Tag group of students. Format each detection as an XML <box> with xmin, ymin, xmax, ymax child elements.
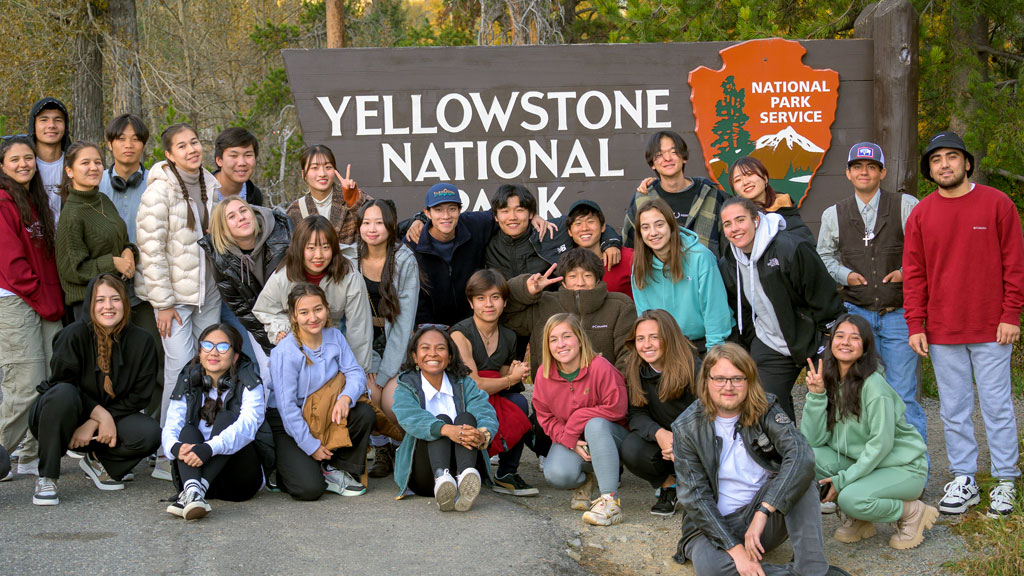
<box><xmin>0</xmin><ymin>96</ymin><xmax>1021</xmax><ymax>576</ymax></box>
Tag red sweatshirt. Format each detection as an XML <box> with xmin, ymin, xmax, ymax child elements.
<box><xmin>903</xmin><ymin>184</ymin><xmax>1024</xmax><ymax>344</ymax></box>
<box><xmin>532</xmin><ymin>354</ymin><xmax>627</xmax><ymax>450</ymax></box>
<box><xmin>0</xmin><ymin>190</ymin><xmax>64</xmax><ymax>321</ymax></box>
<box><xmin>603</xmin><ymin>247</ymin><xmax>634</xmax><ymax>300</ymax></box>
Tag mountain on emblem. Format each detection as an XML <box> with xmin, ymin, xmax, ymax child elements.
<box><xmin>689</xmin><ymin>39</ymin><xmax>839</xmax><ymax>207</ymax></box>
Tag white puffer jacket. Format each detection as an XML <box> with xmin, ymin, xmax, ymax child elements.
<box><xmin>136</xmin><ymin>161</ymin><xmax>220</xmax><ymax>309</ymax></box>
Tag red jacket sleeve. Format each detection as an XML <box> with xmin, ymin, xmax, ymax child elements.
<box><xmin>561</xmin><ymin>359</ymin><xmax>628</xmax><ymax>449</ymax></box>
<box><xmin>0</xmin><ymin>198</ymin><xmax>41</xmax><ymax>297</ymax></box>
<box><xmin>531</xmin><ymin>366</ymin><xmax>568</xmax><ymax>448</ymax></box>
<box><xmin>902</xmin><ymin>209</ymin><xmax>928</xmax><ymax>336</ymax></box>
<box><xmin>996</xmin><ymin>196</ymin><xmax>1024</xmax><ymax>325</ymax></box>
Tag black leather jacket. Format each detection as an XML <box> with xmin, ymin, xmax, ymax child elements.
<box><xmin>672</xmin><ymin>394</ymin><xmax>815</xmax><ymax>557</ymax></box>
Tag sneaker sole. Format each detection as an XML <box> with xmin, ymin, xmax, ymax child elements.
<box><xmin>583</xmin><ymin>511</ymin><xmax>623</xmax><ymax>526</ymax></box>
<box><xmin>166</xmin><ymin>504</ymin><xmax>184</xmax><ymax>518</ymax></box>
<box><xmin>939</xmin><ymin>493</ymin><xmax>980</xmax><ymax>515</ymax></box>
<box><xmin>79</xmin><ymin>458</ymin><xmax>124</xmax><ymax>491</ymax></box>
<box><xmin>435</xmin><ymin>481</ymin><xmax>457</xmax><ymax>512</ymax></box>
<box><xmin>151</xmin><ymin>468</ymin><xmax>173</xmax><ymax>482</ymax></box>
<box><xmin>650</xmin><ymin>507</ymin><xmax>677</xmax><ymax>517</ymax></box>
<box><xmin>890</xmin><ymin>505</ymin><xmax>938</xmax><ymax>550</ymax></box>
<box><xmin>183</xmin><ymin>503</ymin><xmax>210</xmax><ymax>521</ymax></box>
<box><xmin>340</xmin><ymin>486</ymin><xmax>367</xmax><ymax>497</ymax></box>
<box><xmin>492</xmin><ymin>485</ymin><xmax>540</xmax><ymax>497</ymax></box>
<box><xmin>986</xmin><ymin>507</ymin><xmax>1013</xmax><ymax>519</ymax></box>
<box><xmin>455</xmin><ymin>474</ymin><xmax>481</xmax><ymax>512</ymax></box>
<box><xmin>32</xmin><ymin>495</ymin><xmax>59</xmax><ymax>506</ymax></box>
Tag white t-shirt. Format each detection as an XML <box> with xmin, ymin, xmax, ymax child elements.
<box><xmin>420</xmin><ymin>372</ymin><xmax>457</xmax><ymax>422</ymax></box>
<box><xmin>35</xmin><ymin>154</ymin><xmax>64</xmax><ymax>226</ymax></box>
<box><xmin>715</xmin><ymin>415</ymin><xmax>769</xmax><ymax>516</ymax></box>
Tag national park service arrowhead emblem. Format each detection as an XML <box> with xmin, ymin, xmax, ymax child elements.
<box><xmin>689</xmin><ymin>38</ymin><xmax>839</xmax><ymax>207</ymax></box>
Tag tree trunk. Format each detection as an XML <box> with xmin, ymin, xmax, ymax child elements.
<box><xmin>71</xmin><ymin>5</ymin><xmax>105</xmax><ymax>144</ymax></box>
<box><xmin>327</xmin><ymin>0</ymin><xmax>346</xmax><ymax>48</ymax></box>
<box><xmin>948</xmin><ymin>3</ymin><xmax>989</xmax><ymax>184</ymax></box>
<box><xmin>108</xmin><ymin>0</ymin><xmax>143</xmax><ymax>116</ymax></box>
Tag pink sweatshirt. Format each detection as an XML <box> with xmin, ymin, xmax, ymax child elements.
<box><xmin>532</xmin><ymin>355</ymin><xmax>628</xmax><ymax>450</ymax></box>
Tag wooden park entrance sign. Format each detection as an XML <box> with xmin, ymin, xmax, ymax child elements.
<box><xmin>283</xmin><ymin>0</ymin><xmax>917</xmax><ymax>229</ymax></box>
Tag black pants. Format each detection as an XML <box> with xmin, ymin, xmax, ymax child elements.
<box><xmin>266</xmin><ymin>403</ymin><xmax>375</xmax><ymax>501</ymax></box>
<box><xmin>750</xmin><ymin>337</ymin><xmax>802</xmax><ymax>421</ymax></box>
<box><xmin>527</xmin><ymin>409</ymin><xmax>552</xmax><ymax>458</ymax></box>
<box><xmin>621</xmin><ymin>431</ymin><xmax>675</xmax><ymax>488</ymax></box>
<box><xmin>495</xmin><ymin>392</ymin><xmax>529</xmax><ymax>477</ymax></box>
<box><xmin>173</xmin><ymin>423</ymin><xmax>263</xmax><ymax>502</ymax></box>
<box><xmin>0</xmin><ymin>443</ymin><xmax>10</xmax><ymax>479</ymax></box>
<box><xmin>30</xmin><ymin>382</ymin><xmax>160</xmax><ymax>480</ymax></box>
<box><xmin>407</xmin><ymin>412</ymin><xmax>482</xmax><ymax>497</ymax></box>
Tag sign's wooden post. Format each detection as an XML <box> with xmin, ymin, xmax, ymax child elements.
<box><xmin>855</xmin><ymin>0</ymin><xmax>919</xmax><ymax>196</ymax></box>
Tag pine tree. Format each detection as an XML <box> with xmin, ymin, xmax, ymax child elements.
<box><xmin>709</xmin><ymin>75</ymin><xmax>754</xmax><ymax>193</ymax></box>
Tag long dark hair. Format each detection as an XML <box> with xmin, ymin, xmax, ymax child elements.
<box><xmin>632</xmin><ymin>197</ymin><xmax>686</xmax><ymax>290</ymax></box>
<box><xmin>188</xmin><ymin>323</ymin><xmax>243</xmax><ymax>426</ymax></box>
<box><xmin>821</xmin><ymin>313</ymin><xmax>882</xmax><ymax>432</ymax></box>
<box><xmin>729</xmin><ymin>156</ymin><xmax>778</xmax><ymax>210</ymax></box>
<box><xmin>280</xmin><ymin>215</ymin><xmax>351</xmax><ymax>283</ymax></box>
<box><xmin>0</xmin><ymin>136</ymin><xmax>56</xmax><ymax>255</ymax></box>
<box><xmin>400</xmin><ymin>325</ymin><xmax>470</xmax><ymax>380</ymax></box>
<box><xmin>161</xmin><ymin>123</ymin><xmax>208</xmax><ymax>231</ymax></box>
<box><xmin>299</xmin><ymin>144</ymin><xmax>338</xmax><ymax>194</ymax></box>
<box><xmin>625</xmin><ymin>309</ymin><xmax>696</xmax><ymax>407</ymax></box>
<box><xmin>357</xmin><ymin>198</ymin><xmax>401</xmax><ymax>322</ymax></box>
<box><xmin>60</xmin><ymin>140</ymin><xmax>104</xmax><ymax>202</ymax></box>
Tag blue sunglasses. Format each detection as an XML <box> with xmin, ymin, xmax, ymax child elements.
<box><xmin>199</xmin><ymin>341</ymin><xmax>231</xmax><ymax>354</ymax></box>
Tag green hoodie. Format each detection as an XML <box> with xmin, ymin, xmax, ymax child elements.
<box><xmin>800</xmin><ymin>369</ymin><xmax>927</xmax><ymax>492</ymax></box>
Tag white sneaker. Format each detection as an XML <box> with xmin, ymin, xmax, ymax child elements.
<box><xmin>821</xmin><ymin>501</ymin><xmax>838</xmax><ymax>514</ymax></box>
<box><xmin>987</xmin><ymin>480</ymin><xmax>1017</xmax><ymax>518</ymax></box>
<box><xmin>181</xmin><ymin>487</ymin><xmax>211</xmax><ymax>521</ymax></box>
<box><xmin>454</xmin><ymin>468</ymin><xmax>481</xmax><ymax>512</ymax></box>
<box><xmin>323</xmin><ymin>466</ymin><xmax>366</xmax><ymax>497</ymax></box>
<box><xmin>17</xmin><ymin>458</ymin><xmax>39</xmax><ymax>476</ymax></box>
<box><xmin>152</xmin><ymin>458</ymin><xmax>173</xmax><ymax>481</ymax></box>
<box><xmin>32</xmin><ymin>477</ymin><xmax>59</xmax><ymax>506</ymax></box>
<box><xmin>79</xmin><ymin>453</ymin><xmax>124</xmax><ymax>491</ymax></box>
<box><xmin>433</xmin><ymin>469</ymin><xmax>457</xmax><ymax>512</ymax></box>
<box><xmin>939</xmin><ymin>475</ymin><xmax>980</xmax><ymax>514</ymax></box>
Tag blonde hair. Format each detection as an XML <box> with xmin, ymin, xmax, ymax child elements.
<box><xmin>697</xmin><ymin>343</ymin><xmax>770</xmax><ymax>427</ymax></box>
<box><xmin>540</xmin><ymin>313</ymin><xmax>596</xmax><ymax>379</ymax></box>
<box><xmin>209</xmin><ymin>195</ymin><xmax>261</xmax><ymax>254</ymax></box>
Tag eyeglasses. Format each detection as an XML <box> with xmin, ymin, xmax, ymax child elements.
<box><xmin>417</xmin><ymin>323</ymin><xmax>450</xmax><ymax>331</ymax></box>
<box><xmin>199</xmin><ymin>341</ymin><xmax>232</xmax><ymax>354</ymax></box>
<box><xmin>708</xmin><ymin>375</ymin><xmax>748</xmax><ymax>388</ymax></box>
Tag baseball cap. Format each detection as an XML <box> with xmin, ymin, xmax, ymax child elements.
<box><xmin>920</xmin><ymin>131</ymin><xmax>974</xmax><ymax>182</ymax></box>
<box><xmin>424</xmin><ymin>182</ymin><xmax>462</xmax><ymax>208</ymax></box>
<box><xmin>567</xmin><ymin>199</ymin><xmax>605</xmax><ymax>218</ymax></box>
<box><xmin>847</xmin><ymin>143</ymin><xmax>885</xmax><ymax>168</ymax></box>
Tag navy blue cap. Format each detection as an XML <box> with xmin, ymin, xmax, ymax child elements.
<box><xmin>847</xmin><ymin>142</ymin><xmax>885</xmax><ymax>168</ymax></box>
<box><xmin>424</xmin><ymin>182</ymin><xmax>462</xmax><ymax>208</ymax></box>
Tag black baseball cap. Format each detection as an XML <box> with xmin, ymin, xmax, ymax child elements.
<box><xmin>920</xmin><ymin>131</ymin><xmax>975</xmax><ymax>182</ymax></box>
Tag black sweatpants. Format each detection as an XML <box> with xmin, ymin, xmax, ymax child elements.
<box><xmin>407</xmin><ymin>412</ymin><xmax>483</xmax><ymax>497</ymax></box>
<box><xmin>621</xmin><ymin>431</ymin><xmax>675</xmax><ymax>488</ymax></box>
<box><xmin>266</xmin><ymin>403</ymin><xmax>375</xmax><ymax>501</ymax></box>
<box><xmin>173</xmin><ymin>423</ymin><xmax>263</xmax><ymax>502</ymax></box>
<box><xmin>30</xmin><ymin>382</ymin><xmax>160</xmax><ymax>480</ymax></box>
<box><xmin>750</xmin><ymin>337</ymin><xmax>803</xmax><ymax>421</ymax></box>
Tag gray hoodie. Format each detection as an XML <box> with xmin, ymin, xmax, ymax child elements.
<box><xmin>728</xmin><ymin>212</ymin><xmax>790</xmax><ymax>356</ymax></box>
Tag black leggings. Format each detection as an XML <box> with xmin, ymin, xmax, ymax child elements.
<box><xmin>407</xmin><ymin>412</ymin><xmax>482</xmax><ymax>497</ymax></box>
<box><xmin>750</xmin><ymin>337</ymin><xmax>803</xmax><ymax>421</ymax></box>
<box><xmin>30</xmin><ymin>382</ymin><xmax>160</xmax><ymax>480</ymax></box>
<box><xmin>173</xmin><ymin>424</ymin><xmax>263</xmax><ymax>502</ymax></box>
<box><xmin>621</xmin><ymin>431</ymin><xmax>675</xmax><ymax>488</ymax></box>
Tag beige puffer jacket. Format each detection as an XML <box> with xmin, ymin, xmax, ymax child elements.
<box><xmin>136</xmin><ymin>161</ymin><xmax>220</xmax><ymax>310</ymax></box>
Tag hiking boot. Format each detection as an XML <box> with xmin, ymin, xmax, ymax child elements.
<box><xmin>368</xmin><ymin>444</ymin><xmax>395</xmax><ymax>478</ymax></box>
<box><xmin>433</xmin><ymin>469</ymin><xmax>457</xmax><ymax>512</ymax></box>
<box><xmin>323</xmin><ymin>465</ymin><xmax>366</xmax><ymax>497</ymax></box>
<box><xmin>582</xmin><ymin>494</ymin><xmax>622</xmax><ymax>526</ymax></box>
<box><xmin>938</xmin><ymin>475</ymin><xmax>980</xmax><ymax>514</ymax></box>
<box><xmin>833</xmin><ymin>515</ymin><xmax>876</xmax><ymax>543</ymax></box>
<box><xmin>889</xmin><ymin>500</ymin><xmax>939</xmax><ymax>550</ymax></box>
<box><xmin>454</xmin><ymin>468</ymin><xmax>481</xmax><ymax>512</ymax></box>
<box><xmin>181</xmin><ymin>488</ymin><xmax>211</xmax><ymax>521</ymax></box>
<box><xmin>987</xmin><ymin>480</ymin><xmax>1017</xmax><ymax>518</ymax></box>
<box><xmin>32</xmin><ymin>477</ymin><xmax>59</xmax><ymax>506</ymax></box>
<box><xmin>650</xmin><ymin>486</ymin><xmax>678</xmax><ymax>516</ymax></box>
<box><xmin>79</xmin><ymin>453</ymin><xmax>124</xmax><ymax>491</ymax></box>
<box><xmin>151</xmin><ymin>458</ymin><xmax>173</xmax><ymax>481</ymax></box>
<box><xmin>492</xmin><ymin>472</ymin><xmax>539</xmax><ymax>496</ymax></box>
<box><xmin>570</xmin><ymin>473</ymin><xmax>595</xmax><ymax>511</ymax></box>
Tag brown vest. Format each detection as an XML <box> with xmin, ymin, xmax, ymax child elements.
<box><xmin>835</xmin><ymin>190</ymin><xmax>904</xmax><ymax>311</ymax></box>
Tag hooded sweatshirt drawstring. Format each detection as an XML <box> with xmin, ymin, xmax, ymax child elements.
<box><xmin>729</xmin><ymin>212</ymin><xmax>787</xmax><ymax>342</ymax></box>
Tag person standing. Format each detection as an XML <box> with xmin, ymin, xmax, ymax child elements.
<box><xmin>213</xmin><ymin>127</ymin><xmax>264</xmax><ymax>206</ymax></box>
<box><xmin>904</xmin><ymin>131</ymin><xmax>1024</xmax><ymax>518</ymax></box>
<box><xmin>27</xmin><ymin>97</ymin><xmax>71</xmax><ymax>225</ymax></box>
<box><xmin>816</xmin><ymin>142</ymin><xmax>926</xmax><ymax>447</ymax></box>
<box><xmin>286</xmin><ymin>145</ymin><xmax>371</xmax><ymax>244</ymax></box>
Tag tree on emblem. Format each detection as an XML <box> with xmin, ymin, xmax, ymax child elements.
<box><xmin>710</xmin><ymin>75</ymin><xmax>753</xmax><ymax>194</ymax></box>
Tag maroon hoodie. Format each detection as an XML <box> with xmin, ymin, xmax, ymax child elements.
<box><xmin>532</xmin><ymin>354</ymin><xmax>627</xmax><ymax>450</ymax></box>
<box><xmin>0</xmin><ymin>189</ymin><xmax>64</xmax><ymax>321</ymax></box>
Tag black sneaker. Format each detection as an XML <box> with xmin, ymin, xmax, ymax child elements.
<box><xmin>368</xmin><ymin>444</ymin><xmax>395</xmax><ymax>478</ymax></box>
<box><xmin>491</xmin><ymin>472</ymin><xmax>539</xmax><ymax>496</ymax></box>
<box><xmin>651</xmin><ymin>486</ymin><xmax>678</xmax><ymax>516</ymax></box>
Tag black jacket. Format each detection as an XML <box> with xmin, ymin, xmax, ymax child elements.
<box><xmin>773</xmin><ymin>204</ymin><xmax>814</xmax><ymax>245</ymax></box>
<box><xmin>199</xmin><ymin>207</ymin><xmax>292</xmax><ymax>352</ymax></box>
<box><xmin>28</xmin><ymin>97</ymin><xmax>71</xmax><ymax>151</ymax></box>
<box><xmin>719</xmin><ymin>228</ymin><xmax>843</xmax><ymax>365</ymax></box>
<box><xmin>211</xmin><ymin>169</ymin><xmax>265</xmax><ymax>207</ymax></box>
<box><xmin>626</xmin><ymin>361</ymin><xmax>699</xmax><ymax>441</ymax></box>
<box><xmin>169</xmin><ymin>356</ymin><xmax>262</xmax><ymax>431</ymax></box>
<box><xmin>672</xmin><ymin>394</ymin><xmax>816</xmax><ymax>557</ymax></box>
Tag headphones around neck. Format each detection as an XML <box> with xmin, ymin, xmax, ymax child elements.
<box><xmin>109</xmin><ymin>165</ymin><xmax>144</xmax><ymax>193</ymax></box>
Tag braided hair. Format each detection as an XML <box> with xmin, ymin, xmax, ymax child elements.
<box><xmin>287</xmin><ymin>283</ymin><xmax>332</xmax><ymax>366</ymax></box>
<box><xmin>0</xmin><ymin>137</ymin><xmax>56</xmax><ymax>255</ymax></box>
<box><xmin>356</xmin><ymin>198</ymin><xmax>401</xmax><ymax>322</ymax></box>
<box><xmin>160</xmin><ymin>123</ymin><xmax>209</xmax><ymax>231</ymax></box>
<box><xmin>89</xmin><ymin>274</ymin><xmax>132</xmax><ymax>398</ymax></box>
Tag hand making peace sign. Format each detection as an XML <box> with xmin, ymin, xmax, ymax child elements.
<box><xmin>526</xmin><ymin>263</ymin><xmax>563</xmax><ymax>296</ymax></box>
<box><xmin>334</xmin><ymin>163</ymin><xmax>357</xmax><ymax>190</ymax></box>
<box><xmin>805</xmin><ymin>358</ymin><xmax>825</xmax><ymax>394</ymax></box>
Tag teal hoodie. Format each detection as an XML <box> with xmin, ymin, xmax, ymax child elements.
<box><xmin>800</xmin><ymin>369</ymin><xmax>927</xmax><ymax>491</ymax></box>
<box><xmin>632</xmin><ymin>228</ymin><xmax>733</xmax><ymax>346</ymax></box>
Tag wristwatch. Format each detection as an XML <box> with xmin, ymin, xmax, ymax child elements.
<box><xmin>755</xmin><ymin>503</ymin><xmax>774</xmax><ymax>517</ymax></box>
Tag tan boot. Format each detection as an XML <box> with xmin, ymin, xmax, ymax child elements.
<box><xmin>570</xmin><ymin>473</ymin><xmax>595</xmax><ymax>510</ymax></box>
<box><xmin>833</xmin><ymin>515</ymin><xmax>876</xmax><ymax>543</ymax></box>
<box><xmin>889</xmin><ymin>500</ymin><xmax>939</xmax><ymax>550</ymax></box>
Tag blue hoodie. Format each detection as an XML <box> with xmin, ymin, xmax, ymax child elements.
<box><xmin>632</xmin><ymin>228</ymin><xmax>733</xmax><ymax>346</ymax></box>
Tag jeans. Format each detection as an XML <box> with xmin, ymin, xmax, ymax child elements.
<box><xmin>543</xmin><ymin>417</ymin><xmax>627</xmax><ymax>495</ymax></box>
<box><xmin>844</xmin><ymin>303</ymin><xmax>926</xmax><ymax>444</ymax></box>
<box><xmin>158</xmin><ymin>282</ymin><xmax>221</xmax><ymax>428</ymax></box>
<box><xmin>930</xmin><ymin>342</ymin><xmax>1020</xmax><ymax>480</ymax></box>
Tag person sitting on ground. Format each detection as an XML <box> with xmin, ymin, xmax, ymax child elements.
<box><xmin>802</xmin><ymin>314</ymin><xmax>935</xmax><ymax>550</ymax></box>
<box><xmin>28</xmin><ymin>274</ymin><xmax>160</xmax><ymax>505</ymax></box>
<box><xmin>286</xmin><ymin>145</ymin><xmax>371</xmax><ymax>244</ymax></box>
<box><xmin>672</xmin><ymin>342</ymin><xmax>850</xmax><ymax>576</ymax></box>
<box><xmin>729</xmin><ymin>156</ymin><xmax>813</xmax><ymax>244</ymax></box>
<box><xmin>450</xmin><ymin>269</ymin><xmax>535</xmax><ymax>497</ymax></box>
<box><xmin>621</xmin><ymin>309</ymin><xmax>699</xmax><ymax>517</ymax></box>
<box><xmin>162</xmin><ymin>323</ymin><xmax>266</xmax><ymax>521</ymax></box>
<box><xmin>391</xmin><ymin>325</ymin><xmax>497</xmax><ymax>512</ymax></box>
<box><xmin>632</xmin><ymin>197</ymin><xmax>732</xmax><ymax>355</ymax></box>
<box><xmin>533</xmin><ymin>313</ymin><xmax>628</xmax><ymax>527</ymax></box>
<box><xmin>266</xmin><ymin>283</ymin><xmax>375</xmax><ymax>501</ymax></box>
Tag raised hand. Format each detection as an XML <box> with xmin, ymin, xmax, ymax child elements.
<box><xmin>335</xmin><ymin>164</ymin><xmax>357</xmax><ymax>191</ymax></box>
<box><xmin>805</xmin><ymin>358</ymin><xmax>825</xmax><ymax>394</ymax></box>
<box><xmin>526</xmin><ymin>263</ymin><xmax>563</xmax><ymax>295</ymax></box>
